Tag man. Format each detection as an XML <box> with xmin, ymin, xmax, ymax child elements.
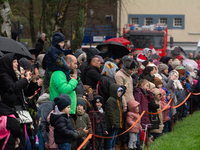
<box><xmin>188</xmin><ymin>52</ymin><xmax>194</xmax><ymax>60</ymax></box>
<box><xmin>115</xmin><ymin>58</ymin><xmax>136</xmax><ymax>149</ymax></box>
<box><xmin>131</xmin><ymin>48</ymin><xmax>139</xmax><ymax>66</ymax></box>
<box><xmin>35</xmin><ymin>33</ymin><xmax>46</xmax><ymax>53</ymax></box>
<box><xmin>49</xmin><ymin>54</ymin><xmax>79</xmax><ymax>114</ymax></box>
<box><xmin>83</xmin><ymin>56</ymin><xmax>101</xmax><ymax>91</ymax></box>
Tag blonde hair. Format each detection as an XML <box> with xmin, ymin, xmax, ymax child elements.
<box><xmin>136</xmin><ymin>79</ymin><xmax>149</xmax><ymax>88</ymax></box>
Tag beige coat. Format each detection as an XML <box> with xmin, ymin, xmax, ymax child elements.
<box><xmin>115</xmin><ymin>69</ymin><xmax>135</xmax><ymax>108</ymax></box>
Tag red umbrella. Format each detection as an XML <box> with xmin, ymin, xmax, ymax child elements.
<box><xmin>104</xmin><ymin>38</ymin><xmax>132</xmax><ymax>50</ymax></box>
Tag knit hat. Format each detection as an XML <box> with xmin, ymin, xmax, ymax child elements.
<box><xmin>158</xmin><ymin>63</ymin><xmax>168</xmax><ymax>72</ymax></box>
<box><xmin>122</xmin><ymin>59</ymin><xmax>136</xmax><ymax>73</ymax></box>
<box><xmin>95</xmin><ymin>55</ymin><xmax>104</xmax><ymax>64</ymax></box>
<box><xmin>153</xmin><ymin>88</ymin><xmax>161</xmax><ymax>100</ymax></box>
<box><xmin>19</xmin><ymin>57</ymin><xmax>33</xmax><ymax>70</ymax></box>
<box><xmin>94</xmin><ymin>95</ymin><xmax>103</xmax><ymax>104</ymax></box>
<box><xmin>2</xmin><ymin>88</ymin><xmax>16</xmax><ymax>108</ymax></box>
<box><xmin>154</xmin><ymin>77</ymin><xmax>163</xmax><ymax>87</ymax></box>
<box><xmin>149</xmin><ymin>82</ymin><xmax>155</xmax><ymax>90</ymax></box>
<box><xmin>137</xmin><ymin>54</ymin><xmax>147</xmax><ymax>62</ymax></box>
<box><xmin>54</xmin><ymin>94</ymin><xmax>71</xmax><ymax>111</ymax></box>
<box><xmin>176</xmin><ymin>55</ymin><xmax>183</xmax><ymax>60</ymax></box>
<box><xmin>77</xmin><ymin>101</ymin><xmax>85</xmax><ymax>109</ymax></box>
<box><xmin>102</xmin><ymin>61</ymin><xmax>118</xmax><ymax>79</ymax></box>
<box><xmin>169</xmin><ymin>70</ymin><xmax>179</xmax><ymax>79</ymax></box>
<box><xmin>171</xmin><ymin>59</ymin><xmax>181</xmax><ymax>69</ymax></box>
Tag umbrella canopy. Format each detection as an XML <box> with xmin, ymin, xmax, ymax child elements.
<box><xmin>96</xmin><ymin>41</ymin><xmax>129</xmax><ymax>59</ymax></box>
<box><xmin>0</xmin><ymin>51</ymin><xmax>4</xmax><ymax>57</ymax></box>
<box><xmin>183</xmin><ymin>59</ymin><xmax>198</xmax><ymax>69</ymax></box>
<box><xmin>104</xmin><ymin>37</ymin><xmax>131</xmax><ymax>46</ymax></box>
<box><xmin>0</xmin><ymin>36</ymin><xmax>34</xmax><ymax>59</ymax></box>
<box><xmin>82</xmin><ymin>47</ymin><xmax>101</xmax><ymax>61</ymax></box>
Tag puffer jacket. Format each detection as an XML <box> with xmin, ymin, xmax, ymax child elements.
<box><xmin>125</xmin><ymin>100</ymin><xmax>142</xmax><ymax>133</ymax></box>
<box><xmin>50</xmin><ymin>112</ymin><xmax>79</xmax><ymax>144</ymax></box>
<box><xmin>105</xmin><ymin>84</ymin><xmax>123</xmax><ymax>129</ymax></box>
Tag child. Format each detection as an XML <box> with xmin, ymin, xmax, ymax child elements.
<box><xmin>169</xmin><ymin>70</ymin><xmax>183</xmax><ymax>90</ymax></box>
<box><xmin>150</xmin><ymin>88</ymin><xmax>163</xmax><ymax>139</ymax></box>
<box><xmin>125</xmin><ymin>100</ymin><xmax>142</xmax><ymax>150</ymax></box>
<box><xmin>159</xmin><ymin>88</ymin><xmax>171</xmax><ymax>134</ymax></box>
<box><xmin>91</xmin><ymin>95</ymin><xmax>108</xmax><ymax>150</ymax></box>
<box><xmin>165</xmin><ymin>91</ymin><xmax>172</xmax><ymax>132</ymax></box>
<box><xmin>105</xmin><ymin>84</ymin><xmax>126</xmax><ymax>150</ymax></box>
<box><xmin>50</xmin><ymin>94</ymin><xmax>80</xmax><ymax>150</ymax></box>
<box><xmin>133</xmin><ymin>79</ymin><xmax>154</xmax><ymax>144</ymax></box>
<box><xmin>154</xmin><ymin>77</ymin><xmax>163</xmax><ymax>88</ymax></box>
<box><xmin>45</xmin><ymin>32</ymin><xmax>71</xmax><ymax>81</ymax></box>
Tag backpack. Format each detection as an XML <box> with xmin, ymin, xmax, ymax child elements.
<box><xmin>0</xmin><ymin>114</ymin><xmax>16</xmax><ymax>150</ymax></box>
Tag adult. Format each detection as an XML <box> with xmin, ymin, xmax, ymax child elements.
<box><xmin>143</xmin><ymin>48</ymin><xmax>152</xmax><ymax>61</ymax></box>
<box><xmin>83</xmin><ymin>56</ymin><xmax>101</xmax><ymax>91</ymax></box>
<box><xmin>0</xmin><ymin>53</ymin><xmax>38</xmax><ymax>149</ymax></box>
<box><xmin>35</xmin><ymin>33</ymin><xmax>46</xmax><ymax>53</ymax></box>
<box><xmin>139</xmin><ymin>66</ymin><xmax>155</xmax><ymax>83</ymax></box>
<box><xmin>188</xmin><ymin>53</ymin><xmax>194</xmax><ymax>60</ymax></box>
<box><xmin>131</xmin><ymin>48</ymin><xmax>139</xmax><ymax>67</ymax></box>
<box><xmin>98</xmin><ymin>61</ymin><xmax>118</xmax><ymax>107</ymax></box>
<box><xmin>148</xmin><ymin>63</ymin><xmax>162</xmax><ymax>79</ymax></box>
<box><xmin>49</xmin><ymin>54</ymin><xmax>79</xmax><ymax>114</ymax></box>
<box><xmin>136</xmin><ymin>54</ymin><xmax>147</xmax><ymax>75</ymax></box>
<box><xmin>160</xmin><ymin>56</ymin><xmax>173</xmax><ymax>73</ymax></box>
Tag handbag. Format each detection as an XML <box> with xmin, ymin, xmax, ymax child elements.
<box><xmin>15</xmin><ymin>105</ymin><xmax>33</xmax><ymax>124</ymax></box>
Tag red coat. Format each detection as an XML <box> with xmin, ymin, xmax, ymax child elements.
<box><xmin>125</xmin><ymin>100</ymin><xmax>142</xmax><ymax>133</ymax></box>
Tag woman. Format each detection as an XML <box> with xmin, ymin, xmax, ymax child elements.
<box><xmin>0</xmin><ymin>53</ymin><xmax>38</xmax><ymax>149</ymax></box>
<box><xmin>139</xmin><ymin>66</ymin><xmax>155</xmax><ymax>83</ymax></box>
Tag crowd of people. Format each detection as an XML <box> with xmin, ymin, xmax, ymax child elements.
<box><xmin>0</xmin><ymin>31</ymin><xmax>200</xmax><ymax>150</ymax></box>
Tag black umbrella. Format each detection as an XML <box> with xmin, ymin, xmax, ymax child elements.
<box><xmin>83</xmin><ymin>47</ymin><xmax>101</xmax><ymax>61</ymax></box>
<box><xmin>96</xmin><ymin>41</ymin><xmax>129</xmax><ymax>59</ymax></box>
<box><xmin>0</xmin><ymin>51</ymin><xmax>4</xmax><ymax>57</ymax></box>
<box><xmin>0</xmin><ymin>36</ymin><xmax>34</xmax><ymax>59</ymax></box>
<box><xmin>151</xmin><ymin>53</ymin><xmax>160</xmax><ymax>60</ymax></box>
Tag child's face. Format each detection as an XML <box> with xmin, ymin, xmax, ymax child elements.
<box><xmin>183</xmin><ymin>80</ymin><xmax>186</xmax><ymax>85</ymax></box>
<box><xmin>156</xmin><ymin>94</ymin><xmax>161</xmax><ymax>100</ymax></box>
<box><xmin>167</xmin><ymin>94</ymin><xmax>171</xmax><ymax>100</ymax></box>
<box><xmin>77</xmin><ymin>104</ymin><xmax>84</xmax><ymax>111</ymax></box>
<box><xmin>58</xmin><ymin>41</ymin><xmax>65</xmax><ymax>49</ymax></box>
<box><xmin>163</xmin><ymin>93</ymin><xmax>166</xmax><ymax>99</ymax></box>
<box><xmin>163</xmin><ymin>68</ymin><xmax>169</xmax><ymax>74</ymax></box>
<box><xmin>62</xmin><ymin>105</ymin><xmax>71</xmax><ymax>116</ymax></box>
<box><xmin>142</xmin><ymin>83</ymin><xmax>149</xmax><ymax>91</ymax></box>
<box><xmin>96</xmin><ymin>102</ymin><xmax>102</xmax><ymax>110</ymax></box>
<box><xmin>150</xmin><ymin>87</ymin><xmax>155</xmax><ymax>93</ymax></box>
<box><xmin>136</xmin><ymin>105</ymin><xmax>139</xmax><ymax>112</ymax></box>
<box><xmin>147</xmin><ymin>50</ymin><xmax>152</xmax><ymax>57</ymax></box>
<box><xmin>117</xmin><ymin>90</ymin><xmax>122</xmax><ymax>97</ymax></box>
<box><xmin>157</xmin><ymin>84</ymin><xmax>163</xmax><ymax>88</ymax></box>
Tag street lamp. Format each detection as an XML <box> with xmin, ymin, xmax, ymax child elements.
<box><xmin>90</xmin><ymin>9</ymin><xmax>94</xmax><ymax>47</ymax></box>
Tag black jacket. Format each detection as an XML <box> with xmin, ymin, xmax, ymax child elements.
<box><xmin>0</xmin><ymin>103</ymin><xmax>22</xmax><ymax>150</ymax></box>
<box><xmin>50</xmin><ymin>112</ymin><xmax>79</xmax><ymax>144</ymax></box>
<box><xmin>98</xmin><ymin>75</ymin><xmax>115</xmax><ymax>105</ymax></box>
<box><xmin>139</xmin><ymin>73</ymin><xmax>154</xmax><ymax>83</ymax></box>
<box><xmin>35</xmin><ymin>38</ymin><xmax>44</xmax><ymax>53</ymax></box>
<box><xmin>84</xmin><ymin>66</ymin><xmax>101</xmax><ymax>89</ymax></box>
<box><xmin>0</xmin><ymin>53</ymin><xmax>38</xmax><ymax>108</ymax></box>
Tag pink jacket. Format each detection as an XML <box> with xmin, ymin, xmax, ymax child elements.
<box><xmin>160</xmin><ymin>89</ymin><xmax>170</xmax><ymax>123</ymax></box>
<box><xmin>125</xmin><ymin>100</ymin><xmax>142</xmax><ymax>133</ymax></box>
<box><xmin>47</xmin><ymin>110</ymin><xmax>58</xmax><ymax>149</ymax></box>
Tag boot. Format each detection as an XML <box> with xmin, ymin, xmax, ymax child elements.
<box><xmin>120</xmin><ymin>144</ymin><xmax>129</xmax><ymax>150</ymax></box>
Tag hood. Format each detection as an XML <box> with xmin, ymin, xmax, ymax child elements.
<box><xmin>52</xmin><ymin>32</ymin><xmax>65</xmax><ymax>48</ymax></box>
<box><xmin>153</xmin><ymin>88</ymin><xmax>161</xmax><ymax>100</ymax></box>
<box><xmin>133</xmin><ymin>86</ymin><xmax>144</xmax><ymax>95</ymax></box>
<box><xmin>185</xmin><ymin>64</ymin><xmax>194</xmax><ymax>72</ymax></box>
<box><xmin>74</xmin><ymin>49</ymin><xmax>83</xmax><ymax>58</ymax></box>
<box><xmin>0</xmin><ymin>53</ymin><xmax>18</xmax><ymax>80</ymax></box>
<box><xmin>176</xmin><ymin>66</ymin><xmax>185</xmax><ymax>70</ymax></box>
<box><xmin>143</xmin><ymin>48</ymin><xmax>151</xmax><ymax>58</ymax></box>
<box><xmin>148</xmin><ymin>63</ymin><xmax>159</xmax><ymax>74</ymax></box>
<box><xmin>169</xmin><ymin>70</ymin><xmax>179</xmax><ymax>79</ymax></box>
<box><xmin>127</xmin><ymin>100</ymin><xmax>140</xmax><ymax>113</ymax></box>
<box><xmin>159</xmin><ymin>88</ymin><xmax>166</xmax><ymax>101</ymax></box>
<box><xmin>102</xmin><ymin>61</ymin><xmax>118</xmax><ymax>79</ymax></box>
<box><xmin>0</xmin><ymin>103</ymin><xmax>17</xmax><ymax>116</ymax></box>
<box><xmin>50</xmin><ymin>112</ymin><xmax>68</xmax><ymax>127</ymax></box>
<box><xmin>37</xmin><ymin>54</ymin><xmax>45</xmax><ymax>67</ymax></box>
<box><xmin>110</xmin><ymin>84</ymin><xmax>124</xmax><ymax>99</ymax></box>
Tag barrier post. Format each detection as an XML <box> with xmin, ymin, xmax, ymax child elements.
<box><xmin>191</xmin><ymin>87</ymin><xmax>193</xmax><ymax>117</ymax></box>
<box><xmin>171</xmin><ymin>88</ymin><xmax>174</xmax><ymax>132</ymax></box>
<box><xmin>88</xmin><ymin>109</ymin><xmax>101</xmax><ymax>150</ymax></box>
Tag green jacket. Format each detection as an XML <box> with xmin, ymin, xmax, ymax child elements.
<box><xmin>105</xmin><ymin>84</ymin><xmax>123</xmax><ymax>129</ymax></box>
<box><xmin>49</xmin><ymin>71</ymin><xmax>78</xmax><ymax>114</ymax></box>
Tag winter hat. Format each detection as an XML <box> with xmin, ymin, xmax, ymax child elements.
<box><xmin>74</xmin><ymin>49</ymin><xmax>84</xmax><ymax>58</ymax></box>
<box><xmin>186</xmin><ymin>71</ymin><xmax>190</xmax><ymax>77</ymax></box>
<box><xmin>158</xmin><ymin>63</ymin><xmax>168</xmax><ymax>72</ymax></box>
<box><xmin>137</xmin><ymin>54</ymin><xmax>147</xmax><ymax>62</ymax></box>
<box><xmin>102</xmin><ymin>61</ymin><xmax>118</xmax><ymax>79</ymax></box>
<box><xmin>149</xmin><ymin>82</ymin><xmax>155</xmax><ymax>90</ymax></box>
<box><xmin>153</xmin><ymin>88</ymin><xmax>161</xmax><ymax>100</ymax></box>
<box><xmin>169</xmin><ymin>70</ymin><xmax>179</xmax><ymax>79</ymax></box>
<box><xmin>2</xmin><ymin>88</ymin><xmax>16</xmax><ymax>108</ymax></box>
<box><xmin>94</xmin><ymin>95</ymin><xmax>103</xmax><ymax>104</ymax></box>
<box><xmin>54</xmin><ymin>94</ymin><xmax>71</xmax><ymax>111</ymax></box>
<box><xmin>95</xmin><ymin>55</ymin><xmax>104</xmax><ymax>64</ymax></box>
<box><xmin>77</xmin><ymin>101</ymin><xmax>85</xmax><ymax>109</ymax></box>
<box><xmin>176</xmin><ymin>55</ymin><xmax>183</xmax><ymax>60</ymax></box>
<box><xmin>154</xmin><ymin>77</ymin><xmax>163</xmax><ymax>87</ymax></box>
<box><xmin>165</xmin><ymin>57</ymin><xmax>172</xmax><ymax>65</ymax></box>
<box><xmin>161</xmin><ymin>87</ymin><xmax>168</xmax><ymax>93</ymax></box>
<box><xmin>19</xmin><ymin>57</ymin><xmax>33</xmax><ymax>70</ymax></box>
<box><xmin>122</xmin><ymin>58</ymin><xmax>136</xmax><ymax>73</ymax></box>
<box><xmin>171</xmin><ymin>59</ymin><xmax>181</xmax><ymax>69</ymax></box>
<box><xmin>52</xmin><ymin>32</ymin><xmax>65</xmax><ymax>47</ymax></box>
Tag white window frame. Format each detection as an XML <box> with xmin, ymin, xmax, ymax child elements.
<box><xmin>159</xmin><ymin>18</ymin><xmax>167</xmax><ymax>24</ymax></box>
<box><xmin>174</xmin><ymin>18</ymin><xmax>182</xmax><ymax>27</ymax></box>
<box><xmin>131</xmin><ymin>17</ymin><xmax>139</xmax><ymax>24</ymax></box>
<box><xmin>145</xmin><ymin>18</ymin><xmax>153</xmax><ymax>25</ymax></box>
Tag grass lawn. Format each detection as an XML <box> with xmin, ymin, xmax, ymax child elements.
<box><xmin>146</xmin><ymin>111</ymin><xmax>200</xmax><ymax>150</ymax></box>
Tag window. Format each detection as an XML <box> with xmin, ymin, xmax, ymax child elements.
<box><xmin>174</xmin><ymin>18</ymin><xmax>182</xmax><ymax>27</ymax></box>
<box><xmin>145</xmin><ymin>18</ymin><xmax>153</xmax><ymax>25</ymax></box>
<box><xmin>131</xmin><ymin>17</ymin><xmax>139</xmax><ymax>24</ymax></box>
<box><xmin>159</xmin><ymin>18</ymin><xmax>167</xmax><ymax>24</ymax></box>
